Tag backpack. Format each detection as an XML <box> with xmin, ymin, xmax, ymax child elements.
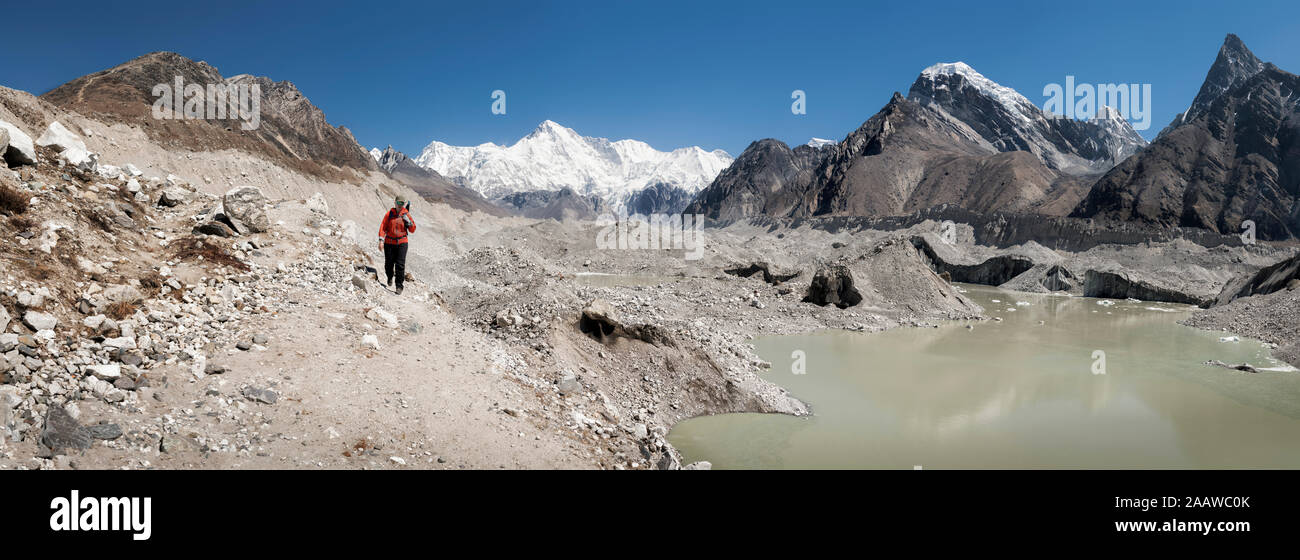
<box><xmin>385</xmin><ymin>208</ymin><xmax>409</xmax><ymax>240</ymax></box>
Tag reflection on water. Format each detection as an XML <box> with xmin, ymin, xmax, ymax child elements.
<box><xmin>668</xmin><ymin>285</ymin><xmax>1300</xmax><ymax>469</ymax></box>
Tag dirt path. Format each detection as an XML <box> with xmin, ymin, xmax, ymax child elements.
<box><xmin>25</xmin><ymin>273</ymin><xmax>596</xmax><ymax>470</ymax></box>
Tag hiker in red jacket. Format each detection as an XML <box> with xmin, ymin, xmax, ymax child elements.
<box><xmin>379</xmin><ymin>195</ymin><xmax>416</xmax><ymax>294</ymax></box>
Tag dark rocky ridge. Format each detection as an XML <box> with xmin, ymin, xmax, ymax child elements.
<box><xmin>621</xmin><ymin>182</ymin><xmax>695</xmax><ymax>215</ymax></box>
<box><xmin>1073</xmin><ymin>36</ymin><xmax>1300</xmax><ymax>241</ymax></box>
<box><xmin>726</xmin><ymin>206</ymin><xmax>1244</xmax><ymax>253</ymax></box>
<box><xmin>372</xmin><ymin>146</ymin><xmax>507</xmax><ymax>216</ymax></box>
<box><xmin>1213</xmin><ymin>252</ymin><xmax>1300</xmax><ymax>306</ymax></box>
<box><xmin>1160</xmin><ymin>34</ymin><xmax>1267</xmax><ymax>136</ymax></box>
<box><xmin>684</xmin><ymin>139</ymin><xmax>828</xmax><ymax>221</ymax></box>
<box><xmin>496</xmin><ymin>188</ymin><xmax>608</xmax><ymax>221</ymax></box>
<box><xmin>723</xmin><ymin>262</ymin><xmax>800</xmax><ymax>285</ymax></box>
<box><xmin>1083</xmin><ymin>270</ymin><xmax>1215</xmax><ymax>306</ymax></box>
<box><xmin>41</xmin><ymin>52</ymin><xmax>376</xmax><ymax>183</ymax></box>
<box><xmin>910</xmin><ymin>236</ymin><xmax>1034</xmax><ymax>285</ymax></box>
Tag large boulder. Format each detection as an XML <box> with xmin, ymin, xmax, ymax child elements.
<box><xmin>193</xmin><ymin>220</ymin><xmax>237</xmax><ymax>237</ymax></box>
<box><xmin>306</xmin><ymin>192</ymin><xmax>329</xmax><ymax>214</ymax></box>
<box><xmin>0</xmin><ymin>304</ymin><xmax>10</xmax><ymax>332</ymax></box>
<box><xmin>156</xmin><ymin>187</ymin><xmax>191</xmax><ymax>207</ymax></box>
<box><xmin>36</xmin><ymin>121</ymin><xmax>87</xmax><ymax>153</ymax></box>
<box><xmin>60</xmin><ymin>146</ymin><xmax>99</xmax><ymax>173</ymax></box>
<box><xmin>38</xmin><ymin>122</ymin><xmax>99</xmax><ymax>172</ymax></box>
<box><xmin>23</xmin><ymin>311</ymin><xmax>58</xmax><ymax>331</ymax></box>
<box><xmin>0</xmin><ymin>127</ymin><xmax>8</xmax><ymax>164</ymax></box>
<box><xmin>223</xmin><ymin>186</ymin><xmax>270</xmax><ymax>233</ymax></box>
<box><xmin>802</xmin><ymin>264</ymin><xmax>863</xmax><ymax>309</ymax></box>
<box><xmin>0</xmin><ymin>120</ymin><xmax>36</xmax><ymax>165</ymax></box>
<box><xmin>579</xmin><ymin>299</ymin><xmax>674</xmax><ymax>346</ymax></box>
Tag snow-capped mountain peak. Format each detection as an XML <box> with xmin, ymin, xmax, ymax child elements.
<box><xmin>909</xmin><ymin>62</ymin><xmax>1146</xmax><ymax>173</ymax></box>
<box><xmin>413</xmin><ymin>122</ymin><xmax>733</xmax><ymax>211</ymax></box>
<box><xmin>917</xmin><ymin>61</ymin><xmax>1038</xmax><ymax>125</ymax></box>
<box><xmin>807</xmin><ymin>138</ymin><xmax>837</xmax><ymax>148</ymax></box>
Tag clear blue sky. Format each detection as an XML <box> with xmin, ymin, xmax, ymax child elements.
<box><xmin>1</xmin><ymin>0</ymin><xmax>1296</xmax><ymax>157</ymax></box>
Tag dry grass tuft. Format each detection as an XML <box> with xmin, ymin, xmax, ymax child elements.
<box><xmin>0</xmin><ymin>184</ymin><xmax>30</xmax><ymax>215</ymax></box>
<box><xmin>8</xmin><ymin>215</ymin><xmax>35</xmax><ymax>231</ymax></box>
<box><xmin>138</xmin><ymin>270</ymin><xmax>166</xmax><ymax>295</ymax></box>
<box><xmin>105</xmin><ymin>300</ymin><xmax>139</xmax><ymax>321</ymax></box>
<box><xmin>167</xmin><ymin>236</ymin><xmax>249</xmax><ymax>271</ymax></box>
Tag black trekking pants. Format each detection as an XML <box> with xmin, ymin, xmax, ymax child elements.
<box><xmin>384</xmin><ymin>242</ymin><xmax>408</xmax><ymax>289</ymax></box>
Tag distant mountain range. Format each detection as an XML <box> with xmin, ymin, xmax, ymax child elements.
<box><xmin>410</xmin><ymin>120</ymin><xmax>732</xmax><ymax>215</ymax></box>
<box><xmin>29</xmin><ymin>36</ymin><xmax>1297</xmax><ymax>240</ymax></box>
<box><xmin>686</xmin><ymin>61</ymin><xmax>1146</xmax><ymax>221</ymax></box>
<box><xmin>687</xmin><ymin>34</ymin><xmax>1300</xmax><ymax>241</ymax></box>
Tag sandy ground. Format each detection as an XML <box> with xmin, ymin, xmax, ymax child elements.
<box><xmin>63</xmin><ymin>279</ymin><xmax>595</xmax><ymax>470</ymax></box>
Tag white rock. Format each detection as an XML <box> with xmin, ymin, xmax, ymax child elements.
<box><xmin>366</xmin><ymin>308</ymin><xmax>399</xmax><ymax>329</ymax></box>
<box><xmin>123</xmin><ymin>163</ymin><xmax>143</xmax><ymax>177</ymax></box>
<box><xmin>83</xmin><ymin>315</ymin><xmax>107</xmax><ymax>329</ymax></box>
<box><xmin>306</xmin><ymin>192</ymin><xmax>329</xmax><ymax>214</ymax></box>
<box><xmin>189</xmin><ymin>354</ymin><xmax>206</xmax><ymax>380</ymax></box>
<box><xmin>22</xmin><ymin>311</ymin><xmax>57</xmax><ymax>331</ymax></box>
<box><xmin>39</xmin><ymin>223</ymin><xmax>66</xmax><ymax>254</ymax></box>
<box><xmin>85</xmin><ymin>364</ymin><xmax>121</xmax><ymax>379</ymax></box>
<box><xmin>223</xmin><ymin>186</ymin><xmax>270</xmax><ymax>233</ymax></box>
<box><xmin>96</xmin><ymin>164</ymin><xmax>123</xmax><ymax>179</ymax></box>
<box><xmin>103</xmin><ymin>337</ymin><xmax>136</xmax><ymax>351</ymax></box>
<box><xmin>17</xmin><ymin>291</ymin><xmax>44</xmax><ymax>308</ymax></box>
<box><xmin>0</xmin><ymin>120</ymin><xmax>36</xmax><ymax>165</ymax></box>
<box><xmin>36</xmin><ymin>121</ymin><xmax>86</xmax><ymax>153</ymax></box>
<box><xmin>361</xmin><ymin>334</ymin><xmax>380</xmax><ymax>350</ymax></box>
<box><xmin>60</xmin><ymin>145</ymin><xmax>99</xmax><ymax>173</ymax></box>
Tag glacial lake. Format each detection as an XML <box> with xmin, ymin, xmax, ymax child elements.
<box><xmin>669</xmin><ymin>284</ymin><xmax>1300</xmax><ymax>469</ymax></box>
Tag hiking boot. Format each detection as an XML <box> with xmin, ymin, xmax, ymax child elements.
<box><xmin>395</xmin><ymin>285</ymin><xmax>404</xmax><ymax>295</ymax></box>
<box><xmin>386</xmin><ymin>277</ymin><xmax>393</xmax><ymax>288</ymax></box>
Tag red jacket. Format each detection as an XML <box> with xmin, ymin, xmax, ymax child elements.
<box><xmin>379</xmin><ymin>207</ymin><xmax>416</xmax><ymax>245</ymax></box>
